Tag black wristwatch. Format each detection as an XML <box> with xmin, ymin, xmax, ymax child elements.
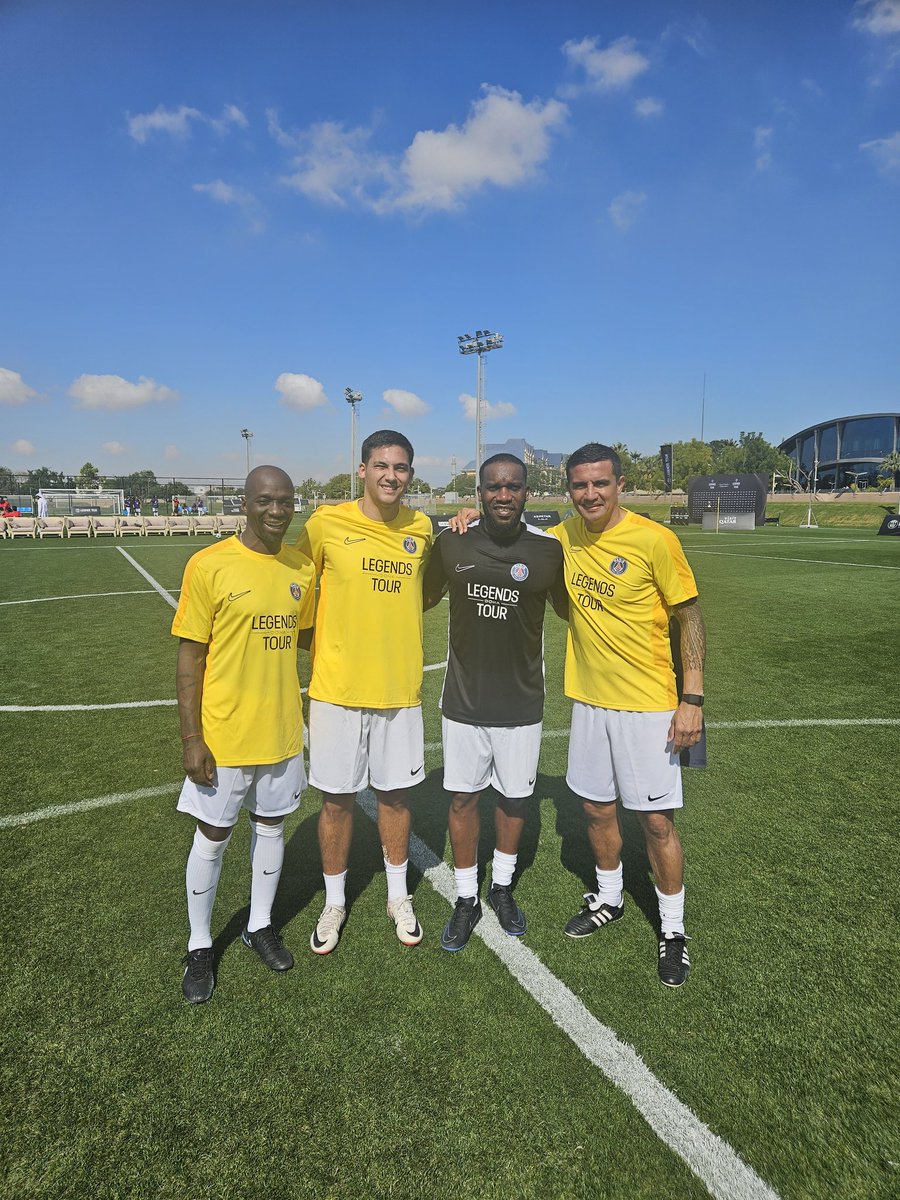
<box><xmin>681</xmin><ymin>693</ymin><xmax>704</xmax><ymax>707</ymax></box>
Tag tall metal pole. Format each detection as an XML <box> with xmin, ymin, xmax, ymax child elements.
<box><xmin>345</xmin><ymin>389</ymin><xmax>362</xmax><ymax>500</ymax></box>
<box><xmin>700</xmin><ymin>374</ymin><xmax>706</xmax><ymax>443</ymax></box>
<box><xmin>457</xmin><ymin>330</ymin><xmax>503</xmax><ymax>486</ymax></box>
<box><xmin>240</xmin><ymin>428</ymin><xmax>253</xmax><ymax>475</ymax></box>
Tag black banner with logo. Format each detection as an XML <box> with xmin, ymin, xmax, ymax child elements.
<box><xmin>660</xmin><ymin>444</ymin><xmax>673</xmax><ymax>493</ymax></box>
<box><xmin>878</xmin><ymin>513</ymin><xmax>900</xmax><ymax>536</ymax></box>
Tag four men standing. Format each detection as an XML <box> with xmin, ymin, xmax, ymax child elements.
<box><xmin>173</xmin><ymin>437</ymin><xmax>705</xmax><ymax>1000</ymax></box>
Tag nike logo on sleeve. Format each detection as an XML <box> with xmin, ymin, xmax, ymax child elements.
<box><xmin>344</xmin><ymin>536</ymin><xmax>366</xmax><ymax>544</ymax></box>
<box><xmin>227</xmin><ymin>590</ymin><xmax>251</xmax><ymax>602</ymax></box>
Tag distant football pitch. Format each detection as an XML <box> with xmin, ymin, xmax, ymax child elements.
<box><xmin>1</xmin><ymin>521</ymin><xmax>896</xmax><ymax>1200</ymax></box>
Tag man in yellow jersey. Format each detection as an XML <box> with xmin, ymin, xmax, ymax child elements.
<box><xmin>173</xmin><ymin>466</ymin><xmax>315</xmax><ymax>1004</ymax></box>
<box><xmin>551</xmin><ymin>443</ymin><xmax>706</xmax><ymax>987</ymax></box>
<box><xmin>296</xmin><ymin>430</ymin><xmax>433</xmax><ymax>953</ymax></box>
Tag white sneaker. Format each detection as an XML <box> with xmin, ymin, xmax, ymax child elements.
<box><xmin>310</xmin><ymin>904</ymin><xmax>346</xmax><ymax>955</ymax></box>
<box><xmin>387</xmin><ymin>895</ymin><xmax>423</xmax><ymax>947</ymax></box>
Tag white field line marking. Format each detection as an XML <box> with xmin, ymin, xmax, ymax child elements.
<box><xmin>0</xmin><ymin>784</ymin><xmax>177</xmax><ymax>830</ymax></box>
<box><xmin>0</xmin><ymin>589</ymin><xmax>159</xmax><ymax>606</ymax></box>
<box><xmin>686</xmin><ymin>549</ymin><xmax>900</xmax><ymax>571</ymax></box>
<box><xmin>0</xmin><ymin>700</ymin><xmax>177</xmax><ymax>713</ymax></box>
<box><xmin>116</xmin><ymin>546</ymin><xmax>179</xmax><ymax>607</ymax></box>
<box><xmin>356</xmin><ymin>787</ymin><xmax>779</xmax><ymax>1200</ymax></box>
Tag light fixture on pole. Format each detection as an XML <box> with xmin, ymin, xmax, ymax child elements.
<box><xmin>240</xmin><ymin>428</ymin><xmax>253</xmax><ymax>475</ymax></box>
<box><xmin>345</xmin><ymin>388</ymin><xmax>363</xmax><ymax>500</ymax></box>
<box><xmin>457</xmin><ymin>329</ymin><xmax>503</xmax><ymax>482</ymax></box>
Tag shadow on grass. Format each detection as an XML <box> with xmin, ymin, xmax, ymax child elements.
<box><xmin>549</xmin><ymin>777</ymin><xmax>661</xmax><ymax>933</ymax></box>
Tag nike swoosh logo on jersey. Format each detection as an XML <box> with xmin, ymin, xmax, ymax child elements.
<box><xmin>344</xmin><ymin>536</ymin><xmax>366</xmax><ymax>544</ymax></box>
<box><xmin>227</xmin><ymin>590</ymin><xmax>251</xmax><ymax>602</ymax></box>
<box><xmin>191</xmin><ymin>886</ymin><xmax>215</xmax><ymax>896</ymax></box>
<box><xmin>455</xmin><ymin>563</ymin><xmax>476</xmax><ymax>572</ymax></box>
<box><xmin>411</xmin><ymin>764</ymin><xmax>424</xmax><ymax>775</ymax></box>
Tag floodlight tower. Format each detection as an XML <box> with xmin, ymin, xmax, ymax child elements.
<box><xmin>240</xmin><ymin>428</ymin><xmax>254</xmax><ymax>475</ymax></box>
<box><xmin>345</xmin><ymin>388</ymin><xmax>363</xmax><ymax>500</ymax></box>
<box><xmin>457</xmin><ymin>329</ymin><xmax>503</xmax><ymax>482</ymax></box>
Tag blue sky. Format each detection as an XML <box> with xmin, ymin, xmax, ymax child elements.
<box><xmin>1</xmin><ymin>0</ymin><xmax>898</xmax><ymax>486</ymax></box>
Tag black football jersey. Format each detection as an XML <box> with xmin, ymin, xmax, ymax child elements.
<box><xmin>424</xmin><ymin>520</ymin><xmax>565</xmax><ymax>726</ymax></box>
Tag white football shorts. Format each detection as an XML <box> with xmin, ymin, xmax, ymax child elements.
<box><xmin>442</xmin><ymin>717</ymin><xmax>542</xmax><ymax>800</ymax></box>
<box><xmin>308</xmin><ymin>699</ymin><xmax>424</xmax><ymax>794</ymax></box>
<box><xmin>566</xmin><ymin>703</ymin><xmax>683</xmax><ymax>811</ymax></box>
<box><xmin>177</xmin><ymin>752</ymin><xmax>307</xmax><ymax>828</ymax></box>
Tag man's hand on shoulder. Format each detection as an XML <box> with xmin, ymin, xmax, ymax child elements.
<box><xmin>447</xmin><ymin>508</ymin><xmax>479</xmax><ymax>534</ymax></box>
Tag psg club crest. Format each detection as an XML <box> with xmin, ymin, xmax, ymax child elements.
<box><xmin>510</xmin><ymin>563</ymin><xmax>529</xmax><ymax>582</ymax></box>
<box><xmin>403</xmin><ymin>536</ymin><xmax>417</xmax><ymax>554</ymax></box>
<box><xmin>609</xmin><ymin>557</ymin><xmax>628</xmax><ymax>576</ymax></box>
<box><xmin>290</xmin><ymin>582</ymin><xmax>302</xmax><ymax>600</ymax></box>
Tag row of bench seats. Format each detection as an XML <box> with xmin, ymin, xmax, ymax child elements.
<box><xmin>0</xmin><ymin>515</ymin><xmax>247</xmax><ymax>539</ymax></box>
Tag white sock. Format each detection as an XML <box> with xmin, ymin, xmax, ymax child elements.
<box><xmin>384</xmin><ymin>857</ymin><xmax>409</xmax><ymax>903</ymax></box>
<box><xmin>185</xmin><ymin>828</ymin><xmax>232</xmax><ymax>951</ymax></box>
<box><xmin>324</xmin><ymin>870</ymin><xmax>347</xmax><ymax>908</ymax></box>
<box><xmin>248</xmin><ymin>820</ymin><xmax>285</xmax><ymax>933</ymax></box>
<box><xmin>454</xmin><ymin>864</ymin><xmax>479</xmax><ymax>900</ymax></box>
<box><xmin>656</xmin><ymin>885</ymin><xmax>685</xmax><ymax>936</ymax></box>
<box><xmin>595</xmin><ymin>864</ymin><xmax>624</xmax><ymax>909</ymax></box>
<box><xmin>491</xmin><ymin>849</ymin><xmax>518</xmax><ymax>888</ymax></box>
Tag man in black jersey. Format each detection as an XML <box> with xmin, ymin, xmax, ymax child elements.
<box><xmin>424</xmin><ymin>454</ymin><xmax>567</xmax><ymax>951</ymax></box>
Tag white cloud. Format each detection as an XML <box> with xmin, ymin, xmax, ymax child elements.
<box><xmin>860</xmin><ymin>130</ymin><xmax>900</xmax><ymax>170</ymax></box>
<box><xmin>13</xmin><ymin>439</ymin><xmax>35</xmax><ymax>456</ymax></box>
<box><xmin>754</xmin><ymin>125</ymin><xmax>773</xmax><ymax>171</ymax></box>
<box><xmin>383</xmin><ymin>388</ymin><xmax>429</xmax><ymax>416</ymax></box>
<box><xmin>802</xmin><ymin>77</ymin><xmax>825</xmax><ymax>98</ymax></box>
<box><xmin>68</xmin><ymin>374</ymin><xmax>178</xmax><ymax>410</ymax></box>
<box><xmin>852</xmin><ymin>0</ymin><xmax>900</xmax><ymax>36</ymax></box>
<box><xmin>127</xmin><ymin>103</ymin><xmax>248</xmax><ymax>144</ymax></box>
<box><xmin>608</xmin><ymin>189</ymin><xmax>646</xmax><ymax>231</ymax></box>
<box><xmin>0</xmin><ymin>367</ymin><xmax>40</xmax><ymax>406</ymax></box>
<box><xmin>102</xmin><ymin>441</ymin><xmax>126</xmax><ymax>455</ymax></box>
<box><xmin>561</xmin><ymin>35</ymin><xmax>650</xmax><ymax>95</ymax></box>
<box><xmin>458</xmin><ymin>393</ymin><xmax>516</xmax><ymax>421</ymax></box>
<box><xmin>389</xmin><ymin>86</ymin><xmax>567</xmax><ymax>213</ymax></box>
<box><xmin>275</xmin><ymin>373</ymin><xmax>329</xmax><ymax>411</ymax></box>
<box><xmin>274</xmin><ymin>86</ymin><xmax>566</xmax><ymax>214</ymax></box>
<box><xmin>634</xmin><ymin>97</ymin><xmax>664</xmax><ymax>118</ymax></box>
<box><xmin>193</xmin><ymin>180</ymin><xmax>263</xmax><ymax>233</ymax></box>
<box><xmin>164</xmin><ymin>444</ymin><xmax>180</xmax><ymax>460</ymax></box>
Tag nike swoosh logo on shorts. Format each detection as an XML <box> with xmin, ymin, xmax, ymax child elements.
<box><xmin>292</xmin><ymin>790</ymin><xmax>302</xmax><ymax>800</ymax></box>
<box><xmin>344</xmin><ymin>536</ymin><xmax>366</xmax><ymax>544</ymax></box>
<box><xmin>227</xmin><ymin>590</ymin><xmax>251</xmax><ymax>602</ymax></box>
<box><xmin>528</xmin><ymin>777</ymin><xmax>536</xmax><ymax>786</ymax></box>
<box><xmin>411</xmin><ymin>764</ymin><xmax>424</xmax><ymax>775</ymax></box>
<box><xmin>647</xmin><ymin>793</ymin><xmax>668</xmax><ymax>802</ymax></box>
<box><xmin>455</xmin><ymin>564</ymin><xmax>475</xmax><ymax>572</ymax></box>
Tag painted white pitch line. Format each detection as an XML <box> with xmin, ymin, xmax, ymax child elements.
<box><xmin>0</xmin><ymin>784</ymin><xmax>177</xmax><ymax>830</ymax></box>
<box><xmin>116</xmin><ymin>546</ymin><xmax>180</xmax><ymax>607</ymax></box>
<box><xmin>0</xmin><ymin>589</ymin><xmax>160</xmax><ymax>606</ymax></box>
<box><xmin>687</xmin><ymin>549</ymin><xmax>900</xmax><ymax>571</ymax></box>
<box><xmin>356</xmin><ymin>788</ymin><xmax>778</xmax><ymax>1200</ymax></box>
<box><xmin>0</xmin><ymin>699</ymin><xmax>178</xmax><ymax>713</ymax></box>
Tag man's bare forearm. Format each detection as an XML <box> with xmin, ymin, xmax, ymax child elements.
<box><xmin>176</xmin><ymin>639</ymin><xmax>208</xmax><ymax>738</ymax></box>
<box><xmin>674</xmin><ymin>600</ymin><xmax>706</xmax><ymax>691</ymax></box>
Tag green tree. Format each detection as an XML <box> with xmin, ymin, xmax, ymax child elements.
<box><xmin>670</xmin><ymin>440</ymin><xmax>713</xmax><ymax>490</ymax></box>
<box><xmin>297</xmin><ymin>477</ymin><xmax>322</xmax><ymax>498</ymax></box>
<box><xmin>443</xmin><ymin>473</ymin><xmax>477</xmax><ymax>496</ymax></box>
<box><xmin>77</xmin><ymin>461</ymin><xmax>101</xmax><ymax>488</ymax></box>
<box><xmin>25</xmin><ymin>466</ymin><xmax>67</xmax><ymax>491</ymax></box>
<box><xmin>324</xmin><ymin>473</ymin><xmax>352</xmax><ymax>499</ymax></box>
<box><xmin>878</xmin><ymin>451</ymin><xmax>900</xmax><ymax>488</ymax></box>
<box><xmin>0</xmin><ymin>465</ymin><xmax>18</xmax><ymax>494</ymax></box>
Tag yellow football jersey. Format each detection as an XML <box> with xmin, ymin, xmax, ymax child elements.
<box><xmin>172</xmin><ymin>537</ymin><xmax>315</xmax><ymax>765</ymax></box>
<box><xmin>295</xmin><ymin>501</ymin><xmax>434</xmax><ymax>708</ymax></box>
<box><xmin>551</xmin><ymin>510</ymin><xmax>698</xmax><ymax>711</ymax></box>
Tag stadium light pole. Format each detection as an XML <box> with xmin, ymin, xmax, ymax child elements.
<box><xmin>240</xmin><ymin>428</ymin><xmax>253</xmax><ymax>476</ymax></box>
<box><xmin>345</xmin><ymin>388</ymin><xmax>362</xmax><ymax>500</ymax></box>
<box><xmin>458</xmin><ymin>330</ymin><xmax>503</xmax><ymax>482</ymax></box>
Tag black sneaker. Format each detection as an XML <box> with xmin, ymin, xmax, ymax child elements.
<box><xmin>658</xmin><ymin>933</ymin><xmax>690</xmax><ymax>988</ymax></box>
<box><xmin>564</xmin><ymin>893</ymin><xmax>624</xmax><ymax>938</ymax></box>
<box><xmin>487</xmin><ymin>883</ymin><xmax>527</xmax><ymax>936</ymax></box>
<box><xmin>441</xmin><ymin>896</ymin><xmax>482</xmax><ymax>952</ymax></box>
<box><xmin>242</xmin><ymin>925</ymin><xmax>294</xmax><ymax>972</ymax></box>
<box><xmin>181</xmin><ymin>947</ymin><xmax>214</xmax><ymax>1004</ymax></box>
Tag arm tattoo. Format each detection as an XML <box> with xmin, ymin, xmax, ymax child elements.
<box><xmin>675</xmin><ymin>601</ymin><xmax>706</xmax><ymax>673</ymax></box>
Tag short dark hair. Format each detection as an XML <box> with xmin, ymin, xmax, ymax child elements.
<box><xmin>479</xmin><ymin>453</ymin><xmax>526</xmax><ymax>484</ymax></box>
<box><xmin>360</xmin><ymin>429</ymin><xmax>414</xmax><ymax>466</ymax></box>
<box><xmin>565</xmin><ymin>442</ymin><xmax>622</xmax><ymax>483</ymax></box>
